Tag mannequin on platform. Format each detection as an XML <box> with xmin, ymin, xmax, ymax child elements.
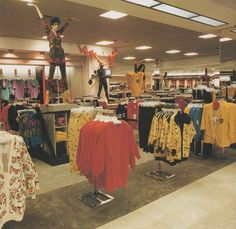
<box><xmin>97</xmin><ymin>63</ymin><xmax>109</xmax><ymax>103</ymax></box>
<box><xmin>29</xmin><ymin>3</ymin><xmax>77</xmax><ymax>104</ymax></box>
<box><xmin>134</xmin><ymin>60</ymin><xmax>146</xmax><ymax>91</ymax></box>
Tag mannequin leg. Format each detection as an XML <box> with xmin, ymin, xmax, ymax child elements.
<box><xmin>97</xmin><ymin>81</ymin><xmax>103</xmax><ymax>98</ymax></box>
<box><xmin>59</xmin><ymin>63</ymin><xmax>68</xmax><ymax>90</ymax></box>
<box><xmin>103</xmin><ymin>79</ymin><xmax>109</xmax><ymax>102</ymax></box>
<box><xmin>59</xmin><ymin>63</ymin><xmax>73</xmax><ymax>103</ymax></box>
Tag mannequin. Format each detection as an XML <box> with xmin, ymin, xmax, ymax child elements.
<box><xmin>97</xmin><ymin>63</ymin><xmax>109</xmax><ymax>103</ymax></box>
<box><xmin>134</xmin><ymin>60</ymin><xmax>146</xmax><ymax>91</ymax></box>
<box><xmin>29</xmin><ymin>3</ymin><xmax>77</xmax><ymax>104</ymax></box>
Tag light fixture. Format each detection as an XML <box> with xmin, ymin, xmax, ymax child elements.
<box><xmin>42</xmin><ymin>36</ymin><xmax>47</xmax><ymax>39</ymax></box>
<box><xmin>184</xmin><ymin>52</ymin><xmax>199</xmax><ymax>56</ymax></box>
<box><xmin>165</xmin><ymin>50</ymin><xmax>181</xmax><ymax>54</ymax></box>
<box><xmin>3</xmin><ymin>50</ymin><xmax>17</xmax><ymax>58</ymax></box>
<box><xmin>198</xmin><ymin>34</ymin><xmax>217</xmax><ymax>39</ymax></box>
<box><xmin>153</xmin><ymin>4</ymin><xmax>197</xmax><ymax>18</ymax></box>
<box><xmin>123</xmin><ymin>56</ymin><xmax>136</xmax><ymax>60</ymax></box>
<box><xmin>220</xmin><ymin>37</ymin><xmax>232</xmax><ymax>42</ymax></box>
<box><xmin>143</xmin><ymin>58</ymin><xmax>155</xmax><ymax>61</ymax></box>
<box><xmin>60</xmin><ymin>35</ymin><xmax>64</xmax><ymax>38</ymax></box>
<box><xmin>231</xmin><ymin>29</ymin><xmax>236</xmax><ymax>33</ymax></box>
<box><xmin>191</xmin><ymin>16</ymin><xmax>225</xmax><ymax>27</ymax></box>
<box><xmin>20</xmin><ymin>0</ymin><xmax>33</xmax><ymax>3</ymax></box>
<box><xmin>95</xmin><ymin>41</ymin><xmax>114</xmax><ymax>45</ymax></box>
<box><xmin>100</xmin><ymin>11</ymin><xmax>128</xmax><ymax>20</ymax></box>
<box><xmin>125</xmin><ymin>0</ymin><xmax>159</xmax><ymax>7</ymax></box>
<box><xmin>135</xmin><ymin>46</ymin><xmax>152</xmax><ymax>50</ymax></box>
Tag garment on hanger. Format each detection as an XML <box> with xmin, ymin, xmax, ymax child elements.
<box><xmin>148</xmin><ymin>110</ymin><xmax>196</xmax><ymax>165</ymax></box>
<box><xmin>68</xmin><ymin>108</ymin><xmax>97</xmax><ymax>173</ymax></box>
<box><xmin>127</xmin><ymin>72</ymin><xmax>144</xmax><ymax>97</ymax></box>
<box><xmin>200</xmin><ymin>100</ymin><xmax>234</xmax><ymax>147</ymax></box>
<box><xmin>0</xmin><ymin>132</ymin><xmax>39</xmax><ymax>228</ymax></box>
<box><xmin>77</xmin><ymin>120</ymin><xmax>140</xmax><ymax>192</ymax></box>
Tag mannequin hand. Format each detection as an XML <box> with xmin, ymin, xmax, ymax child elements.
<box><xmin>27</xmin><ymin>2</ymin><xmax>37</xmax><ymax>7</ymax></box>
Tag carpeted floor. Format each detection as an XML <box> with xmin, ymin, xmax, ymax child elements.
<box><xmin>3</xmin><ymin>154</ymin><xmax>236</xmax><ymax>229</ymax></box>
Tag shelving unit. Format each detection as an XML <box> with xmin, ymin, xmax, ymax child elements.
<box><xmin>37</xmin><ymin>104</ymin><xmax>78</xmax><ymax>166</ymax></box>
<box><xmin>108</xmin><ymin>74</ymin><xmax>132</xmax><ymax>99</ymax></box>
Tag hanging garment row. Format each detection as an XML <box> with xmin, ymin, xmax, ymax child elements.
<box><xmin>0</xmin><ymin>102</ymin><xmax>43</xmax><ymax>149</ymax></box>
<box><xmin>0</xmin><ymin>79</ymin><xmax>39</xmax><ymax>101</ymax></box>
<box><xmin>77</xmin><ymin>118</ymin><xmax>140</xmax><ymax>192</ymax></box>
<box><xmin>148</xmin><ymin>109</ymin><xmax>196</xmax><ymax>166</ymax></box>
<box><xmin>0</xmin><ymin>131</ymin><xmax>39</xmax><ymax>228</ymax></box>
<box><xmin>201</xmin><ymin>99</ymin><xmax>236</xmax><ymax>148</ymax></box>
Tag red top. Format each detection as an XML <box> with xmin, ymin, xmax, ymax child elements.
<box><xmin>77</xmin><ymin>120</ymin><xmax>140</xmax><ymax>192</ymax></box>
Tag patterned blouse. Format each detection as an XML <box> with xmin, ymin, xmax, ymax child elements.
<box><xmin>0</xmin><ymin>132</ymin><xmax>39</xmax><ymax>227</ymax></box>
<box><xmin>40</xmin><ymin>18</ymin><xmax>71</xmax><ymax>64</ymax></box>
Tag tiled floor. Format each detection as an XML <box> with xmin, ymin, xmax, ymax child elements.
<box><xmin>97</xmin><ymin>161</ymin><xmax>236</xmax><ymax>229</ymax></box>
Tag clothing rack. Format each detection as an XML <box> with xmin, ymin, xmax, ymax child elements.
<box><xmin>79</xmin><ymin>185</ymin><xmax>114</xmax><ymax>208</ymax></box>
<box><xmin>145</xmin><ymin>107</ymin><xmax>180</xmax><ymax>181</ymax></box>
<box><xmin>145</xmin><ymin>161</ymin><xmax>176</xmax><ymax>181</ymax></box>
<box><xmin>17</xmin><ymin>108</ymin><xmax>36</xmax><ymax>116</ymax></box>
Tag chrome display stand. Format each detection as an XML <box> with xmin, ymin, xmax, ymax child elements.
<box><xmin>145</xmin><ymin>161</ymin><xmax>175</xmax><ymax>181</ymax></box>
<box><xmin>79</xmin><ymin>186</ymin><xmax>114</xmax><ymax>208</ymax></box>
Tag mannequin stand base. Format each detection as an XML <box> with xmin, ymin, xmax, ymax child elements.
<box><xmin>79</xmin><ymin>190</ymin><xmax>114</xmax><ymax>208</ymax></box>
<box><xmin>145</xmin><ymin>170</ymin><xmax>176</xmax><ymax>181</ymax></box>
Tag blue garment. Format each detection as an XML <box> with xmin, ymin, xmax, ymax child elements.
<box><xmin>189</xmin><ymin>107</ymin><xmax>203</xmax><ymax>141</ymax></box>
<box><xmin>0</xmin><ymin>80</ymin><xmax>12</xmax><ymax>101</ymax></box>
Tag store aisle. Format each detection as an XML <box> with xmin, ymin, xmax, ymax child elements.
<box><xmin>98</xmin><ymin>161</ymin><xmax>236</xmax><ymax>229</ymax></box>
<box><xmin>4</xmin><ymin>153</ymin><xmax>235</xmax><ymax>229</ymax></box>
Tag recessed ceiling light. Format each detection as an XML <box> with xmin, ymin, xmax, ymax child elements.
<box><xmin>135</xmin><ymin>46</ymin><xmax>152</xmax><ymax>50</ymax></box>
<box><xmin>42</xmin><ymin>36</ymin><xmax>47</xmax><ymax>39</ymax></box>
<box><xmin>123</xmin><ymin>56</ymin><xmax>136</xmax><ymax>60</ymax></box>
<box><xmin>220</xmin><ymin>37</ymin><xmax>232</xmax><ymax>42</ymax></box>
<box><xmin>153</xmin><ymin>4</ymin><xmax>197</xmax><ymax>18</ymax></box>
<box><xmin>100</xmin><ymin>11</ymin><xmax>128</xmax><ymax>20</ymax></box>
<box><xmin>198</xmin><ymin>34</ymin><xmax>217</xmax><ymax>39</ymax></box>
<box><xmin>231</xmin><ymin>29</ymin><xmax>236</xmax><ymax>33</ymax></box>
<box><xmin>60</xmin><ymin>35</ymin><xmax>64</xmax><ymax>38</ymax></box>
<box><xmin>184</xmin><ymin>52</ymin><xmax>199</xmax><ymax>56</ymax></box>
<box><xmin>125</xmin><ymin>0</ymin><xmax>160</xmax><ymax>7</ymax></box>
<box><xmin>95</xmin><ymin>41</ymin><xmax>114</xmax><ymax>45</ymax></box>
<box><xmin>191</xmin><ymin>16</ymin><xmax>225</xmax><ymax>27</ymax></box>
<box><xmin>143</xmin><ymin>58</ymin><xmax>155</xmax><ymax>61</ymax></box>
<box><xmin>166</xmin><ymin>50</ymin><xmax>181</xmax><ymax>54</ymax></box>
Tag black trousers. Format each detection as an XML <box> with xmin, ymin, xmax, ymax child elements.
<box><xmin>98</xmin><ymin>78</ymin><xmax>109</xmax><ymax>101</ymax></box>
<box><xmin>48</xmin><ymin>63</ymin><xmax>68</xmax><ymax>91</ymax></box>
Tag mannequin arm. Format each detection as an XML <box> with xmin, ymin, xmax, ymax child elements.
<box><xmin>28</xmin><ymin>3</ymin><xmax>43</xmax><ymax>19</ymax></box>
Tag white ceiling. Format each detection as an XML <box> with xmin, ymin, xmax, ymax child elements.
<box><xmin>0</xmin><ymin>0</ymin><xmax>236</xmax><ymax>64</ymax></box>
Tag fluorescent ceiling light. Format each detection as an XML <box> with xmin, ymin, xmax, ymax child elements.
<box><xmin>123</xmin><ymin>56</ymin><xmax>136</xmax><ymax>60</ymax></box>
<box><xmin>143</xmin><ymin>58</ymin><xmax>155</xmax><ymax>61</ymax></box>
<box><xmin>100</xmin><ymin>11</ymin><xmax>127</xmax><ymax>20</ymax></box>
<box><xmin>220</xmin><ymin>37</ymin><xmax>232</xmax><ymax>42</ymax></box>
<box><xmin>198</xmin><ymin>34</ymin><xmax>217</xmax><ymax>39</ymax></box>
<box><xmin>165</xmin><ymin>50</ymin><xmax>181</xmax><ymax>54</ymax></box>
<box><xmin>135</xmin><ymin>46</ymin><xmax>152</xmax><ymax>50</ymax></box>
<box><xmin>184</xmin><ymin>52</ymin><xmax>199</xmax><ymax>56</ymax></box>
<box><xmin>153</xmin><ymin>4</ymin><xmax>197</xmax><ymax>18</ymax></box>
<box><xmin>21</xmin><ymin>0</ymin><xmax>33</xmax><ymax>2</ymax></box>
<box><xmin>95</xmin><ymin>41</ymin><xmax>114</xmax><ymax>45</ymax></box>
<box><xmin>191</xmin><ymin>16</ymin><xmax>225</xmax><ymax>27</ymax></box>
<box><xmin>125</xmin><ymin>0</ymin><xmax>159</xmax><ymax>7</ymax></box>
<box><xmin>42</xmin><ymin>36</ymin><xmax>47</xmax><ymax>39</ymax></box>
